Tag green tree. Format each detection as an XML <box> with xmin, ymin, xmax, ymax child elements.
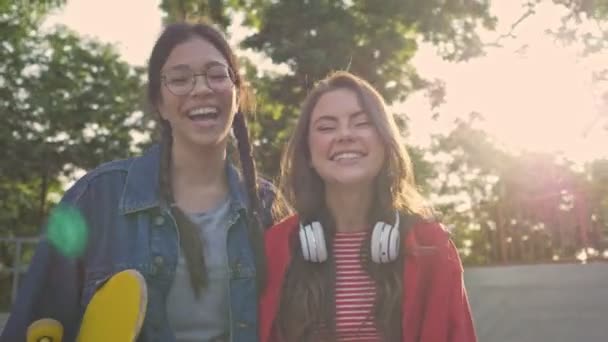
<box><xmin>428</xmin><ymin>114</ymin><xmax>607</xmax><ymax>265</ymax></box>
<box><xmin>158</xmin><ymin>0</ymin><xmax>497</xmax><ymax>177</ymax></box>
<box><xmin>1</xmin><ymin>0</ymin><xmax>145</xmax><ymax>309</ymax></box>
<box><xmin>586</xmin><ymin>159</ymin><xmax>608</xmax><ymax>252</ymax></box>
<box><xmin>159</xmin><ymin>0</ymin><xmax>232</xmax><ymax>27</ymax></box>
<box><xmin>238</xmin><ymin>0</ymin><xmax>497</xmax><ymax>177</ymax></box>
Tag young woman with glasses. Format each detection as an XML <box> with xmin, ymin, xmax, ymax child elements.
<box><xmin>2</xmin><ymin>22</ymin><xmax>281</xmax><ymax>342</ymax></box>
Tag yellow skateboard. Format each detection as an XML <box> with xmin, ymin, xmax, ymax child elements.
<box><xmin>77</xmin><ymin>269</ymin><xmax>147</xmax><ymax>341</ymax></box>
<box><xmin>27</xmin><ymin>269</ymin><xmax>147</xmax><ymax>342</ymax></box>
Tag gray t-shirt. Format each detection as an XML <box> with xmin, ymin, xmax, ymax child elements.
<box><xmin>166</xmin><ymin>197</ymin><xmax>232</xmax><ymax>342</ymax></box>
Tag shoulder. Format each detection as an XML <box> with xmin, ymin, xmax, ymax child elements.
<box><xmin>408</xmin><ymin>219</ymin><xmax>450</xmax><ymax>247</ymax></box>
<box><xmin>265</xmin><ymin>215</ymin><xmax>299</xmax><ymax>247</ymax></box>
<box><xmin>82</xmin><ymin>158</ymin><xmax>133</xmax><ymax>184</ymax></box>
<box><xmin>406</xmin><ymin>218</ymin><xmax>463</xmax><ymax>271</ymax></box>
<box><xmin>60</xmin><ymin>158</ymin><xmax>133</xmax><ymax>203</ymax></box>
<box><xmin>61</xmin><ymin>147</ymin><xmax>155</xmax><ymax>205</ymax></box>
<box><xmin>263</xmin><ymin>215</ymin><xmax>299</xmax><ymax>278</ymax></box>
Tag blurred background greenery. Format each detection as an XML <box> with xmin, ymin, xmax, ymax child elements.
<box><xmin>1</xmin><ymin>0</ymin><xmax>607</xmax><ymax>311</ymax></box>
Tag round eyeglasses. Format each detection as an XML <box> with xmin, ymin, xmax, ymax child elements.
<box><xmin>161</xmin><ymin>64</ymin><xmax>235</xmax><ymax>96</ymax></box>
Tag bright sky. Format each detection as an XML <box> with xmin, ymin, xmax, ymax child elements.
<box><xmin>44</xmin><ymin>0</ymin><xmax>164</xmax><ymax>66</ymax></box>
<box><xmin>46</xmin><ymin>0</ymin><xmax>608</xmax><ymax>164</ymax></box>
<box><xmin>403</xmin><ymin>1</ymin><xmax>608</xmax><ymax>164</ymax></box>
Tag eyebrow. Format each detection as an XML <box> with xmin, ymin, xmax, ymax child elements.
<box><xmin>312</xmin><ymin>110</ymin><xmax>366</xmax><ymax>125</ymax></box>
<box><xmin>163</xmin><ymin>60</ymin><xmax>228</xmax><ymax>73</ymax></box>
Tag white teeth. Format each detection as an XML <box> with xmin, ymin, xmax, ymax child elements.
<box><xmin>188</xmin><ymin>107</ymin><xmax>217</xmax><ymax>116</ymax></box>
<box><xmin>332</xmin><ymin>152</ymin><xmax>363</xmax><ymax>161</ymax></box>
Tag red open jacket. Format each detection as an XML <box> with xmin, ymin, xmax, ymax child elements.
<box><xmin>259</xmin><ymin>215</ymin><xmax>477</xmax><ymax>342</ymax></box>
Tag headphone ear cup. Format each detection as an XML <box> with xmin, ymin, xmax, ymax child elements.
<box><xmin>299</xmin><ymin>222</ymin><xmax>327</xmax><ymax>263</ymax></box>
<box><xmin>311</xmin><ymin>222</ymin><xmax>328</xmax><ymax>262</ymax></box>
<box><xmin>371</xmin><ymin>221</ymin><xmax>401</xmax><ymax>263</ymax></box>
<box><xmin>387</xmin><ymin>224</ymin><xmax>400</xmax><ymax>262</ymax></box>
<box><xmin>378</xmin><ymin>222</ymin><xmax>393</xmax><ymax>263</ymax></box>
<box><xmin>387</xmin><ymin>211</ymin><xmax>401</xmax><ymax>262</ymax></box>
<box><xmin>299</xmin><ymin>224</ymin><xmax>312</xmax><ymax>261</ymax></box>
<box><xmin>371</xmin><ymin>221</ymin><xmax>385</xmax><ymax>263</ymax></box>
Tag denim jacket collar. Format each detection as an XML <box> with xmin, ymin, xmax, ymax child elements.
<box><xmin>119</xmin><ymin>144</ymin><xmax>248</xmax><ymax>215</ymax></box>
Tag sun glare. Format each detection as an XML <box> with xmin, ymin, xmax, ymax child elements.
<box><xmin>44</xmin><ymin>0</ymin><xmax>163</xmax><ymax>66</ymax></box>
<box><xmin>405</xmin><ymin>0</ymin><xmax>607</xmax><ymax>164</ymax></box>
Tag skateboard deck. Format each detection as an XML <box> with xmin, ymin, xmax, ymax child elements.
<box><xmin>76</xmin><ymin>269</ymin><xmax>147</xmax><ymax>342</ymax></box>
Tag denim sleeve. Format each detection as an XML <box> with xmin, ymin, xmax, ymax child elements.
<box><xmin>0</xmin><ymin>181</ymin><xmax>88</xmax><ymax>342</ymax></box>
<box><xmin>257</xmin><ymin>179</ymin><xmax>278</xmax><ymax>230</ymax></box>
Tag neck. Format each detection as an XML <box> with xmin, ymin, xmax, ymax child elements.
<box><xmin>325</xmin><ymin>183</ymin><xmax>374</xmax><ymax>233</ymax></box>
<box><xmin>170</xmin><ymin>139</ymin><xmax>229</xmax><ymax>213</ymax></box>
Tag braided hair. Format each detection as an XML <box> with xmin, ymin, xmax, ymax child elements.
<box><xmin>148</xmin><ymin>22</ymin><xmax>266</xmax><ymax>295</ymax></box>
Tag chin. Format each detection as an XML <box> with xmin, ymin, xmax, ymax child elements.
<box><xmin>326</xmin><ymin>175</ymin><xmax>375</xmax><ymax>188</ymax></box>
<box><xmin>189</xmin><ymin>134</ymin><xmax>228</xmax><ymax>148</ymax></box>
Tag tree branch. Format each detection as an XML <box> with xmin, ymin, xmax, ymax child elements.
<box><xmin>483</xmin><ymin>4</ymin><xmax>537</xmax><ymax>48</ymax></box>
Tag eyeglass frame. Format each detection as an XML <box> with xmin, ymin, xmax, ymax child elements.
<box><xmin>160</xmin><ymin>63</ymin><xmax>236</xmax><ymax>96</ymax></box>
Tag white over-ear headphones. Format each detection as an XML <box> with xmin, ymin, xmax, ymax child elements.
<box><xmin>299</xmin><ymin>211</ymin><xmax>401</xmax><ymax>263</ymax></box>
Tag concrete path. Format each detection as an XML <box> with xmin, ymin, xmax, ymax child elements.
<box><xmin>465</xmin><ymin>263</ymin><xmax>608</xmax><ymax>342</ymax></box>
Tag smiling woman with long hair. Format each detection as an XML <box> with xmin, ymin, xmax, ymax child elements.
<box><xmin>259</xmin><ymin>71</ymin><xmax>476</xmax><ymax>342</ymax></box>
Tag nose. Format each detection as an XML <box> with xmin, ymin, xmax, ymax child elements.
<box><xmin>191</xmin><ymin>74</ymin><xmax>212</xmax><ymax>96</ymax></box>
<box><xmin>336</xmin><ymin>124</ymin><xmax>355</xmax><ymax>142</ymax></box>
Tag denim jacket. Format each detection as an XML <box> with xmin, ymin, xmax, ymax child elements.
<box><xmin>1</xmin><ymin>144</ymin><xmax>275</xmax><ymax>342</ymax></box>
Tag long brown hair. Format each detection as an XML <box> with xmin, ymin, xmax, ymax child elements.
<box><xmin>277</xmin><ymin>71</ymin><xmax>432</xmax><ymax>341</ymax></box>
<box><xmin>148</xmin><ymin>22</ymin><xmax>266</xmax><ymax>295</ymax></box>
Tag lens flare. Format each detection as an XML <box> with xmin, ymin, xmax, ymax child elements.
<box><xmin>47</xmin><ymin>204</ymin><xmax>88</xmax><ymax>258</ymax></box>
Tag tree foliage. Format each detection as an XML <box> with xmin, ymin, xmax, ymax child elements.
<box><xmin>159</xmin><ymin>0</ymin><xmax>233</xmax><ymax>28</ymax></box>
<box><xmin>1</xmin><ymin>0</ymin><xmax>147</xmax><ymax>310</ymax></box>
<box><xmin>1</xmin><ymin>3</ymin><xmax>146</xmax><ymax>233</ymax></box>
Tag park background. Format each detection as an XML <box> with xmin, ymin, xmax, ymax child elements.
<box><xmin>1</xmin><ymin>1</ymin><xmax>607</xmax><ymax>340</ymax></box>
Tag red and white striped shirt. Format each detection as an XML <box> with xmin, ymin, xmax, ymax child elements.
<box><xmin>333</xmin><ymin>231</ymin><xmax>381</xmax><ymax>342</ymax></box>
